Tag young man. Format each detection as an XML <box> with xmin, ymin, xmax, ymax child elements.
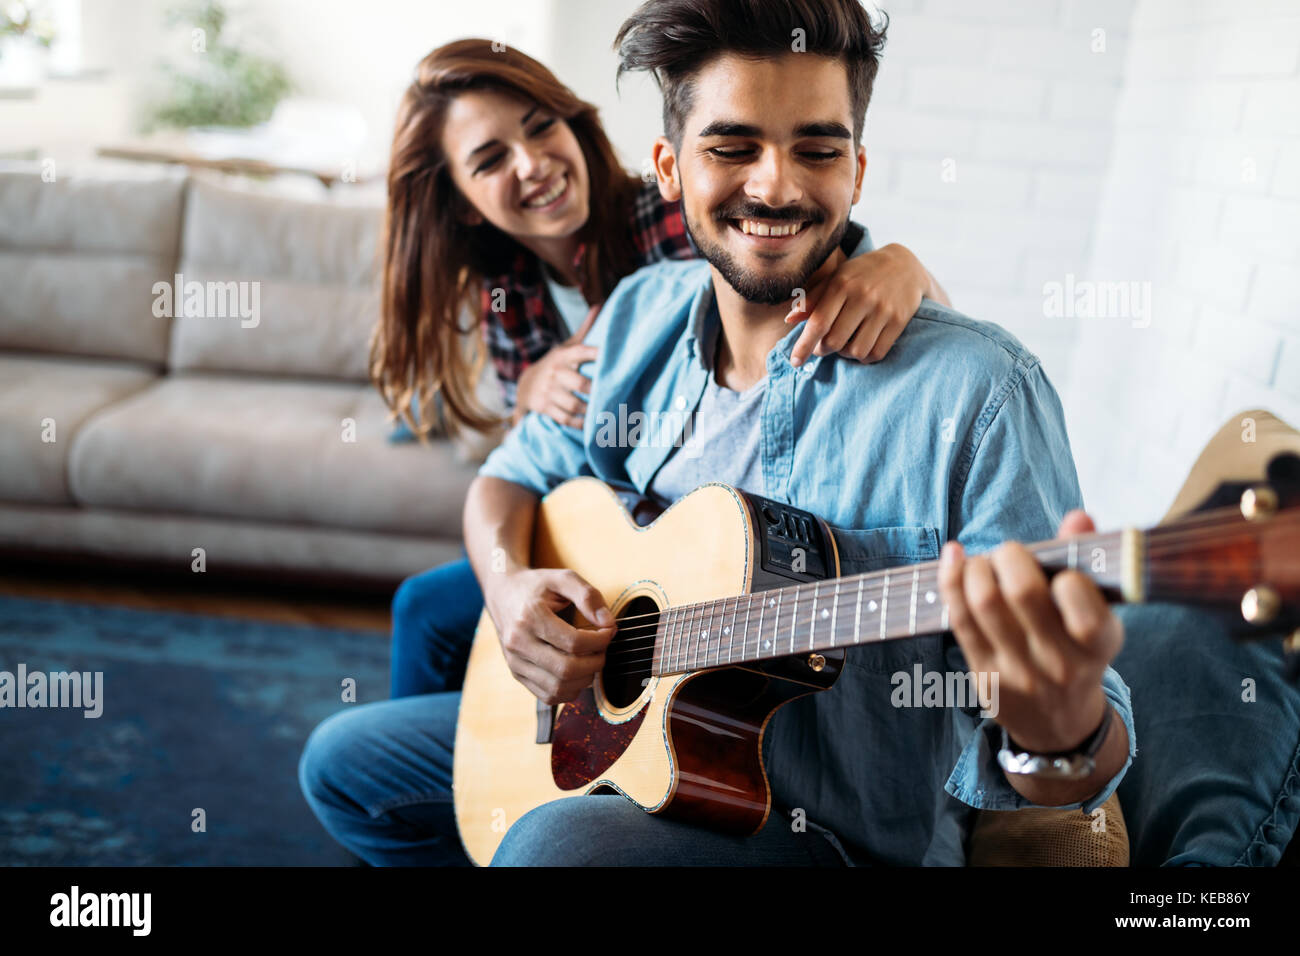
<box><xmin>299</xmin><ymin>0</ymin><xmax>1135</xmax><ymax>866</ymax></box>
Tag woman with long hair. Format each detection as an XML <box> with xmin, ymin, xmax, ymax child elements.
<box><xmin>372</xmin><ymin>39</ymin><xmax>952</xmax><ymax>699</ymax></box>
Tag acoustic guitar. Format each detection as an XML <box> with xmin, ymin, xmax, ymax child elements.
<box><xmin>452</xmin><ymin>450</ymin><xmax>1300</xmax><ymax>865</ymax></box>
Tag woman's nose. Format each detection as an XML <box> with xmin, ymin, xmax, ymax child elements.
<box><xmin>514</xmin><ymin>142</ymin><xmax>551</xmax><ymax>182</ymax></box>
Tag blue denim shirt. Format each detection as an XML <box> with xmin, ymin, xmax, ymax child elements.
<box><xmin>479</xmin><ymin>246</ymin><xmax>1136</xmax><ymax>866</ymax></box>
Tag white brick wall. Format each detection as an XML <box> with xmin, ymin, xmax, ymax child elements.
<box><xmin>1064</xmin><ymin>0</ymin><xmax>1300</xmax><ymax>526</ymax></box>
<box><xmin>858</xmin><ymin>1</ymin><xmax>1133</xmax><ymax>388</ymax></box>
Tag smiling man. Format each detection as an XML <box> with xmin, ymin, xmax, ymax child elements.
<box><xmin>299</xmin><ymin>0</ymin><xmax>1136</xmax><ymax>866</ymax></box>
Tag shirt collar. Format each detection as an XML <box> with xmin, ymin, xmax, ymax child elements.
<box><xmin>683</xmin><ymin>279</ymin><xmax>718</xmax><ymax>370</ymax></box>
<box><xmin>682</xmin><ymin>273</ymin><xmax>826</xmax><ymax>376</ymax></box>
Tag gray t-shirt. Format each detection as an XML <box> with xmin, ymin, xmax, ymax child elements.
<box><xmin>647</xmin><ymin>322</ymin><xmax>766</xmax><ymax>503</ymax></box>
<box><xmin>544</xmin><ymin>272</ymin><xmax>589</xmax><ymax>338</ymax></box>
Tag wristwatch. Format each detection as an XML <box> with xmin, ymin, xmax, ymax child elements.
<box><xmin>996</xmin><ymin>704</ymin><xmax>1114</xmax><ymax>780</ymax></box>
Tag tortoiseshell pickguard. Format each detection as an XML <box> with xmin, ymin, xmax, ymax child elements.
<box><xmin>550</xmin><ymin>689</ymin><xmax>647</xmax><ymax>790</ymax></box>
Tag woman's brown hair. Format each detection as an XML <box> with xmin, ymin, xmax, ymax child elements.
<box><xmin>372</xmin><ymin>38</ymin><xmax>642</xmax><ymax>439</ymax></box>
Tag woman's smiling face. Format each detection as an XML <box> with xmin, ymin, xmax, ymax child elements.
<box><xmin>441</xmin><ymin>88</ymin><xmax>592</xmax><ymax>246</ymax></box>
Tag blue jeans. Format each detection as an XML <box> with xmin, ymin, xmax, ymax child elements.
<box><xmin>389</xmin><ymin>556</ymin><xmax>483</xmax><ymax>699</ymax></box>
<box><xmin>297</xmin><ymin>691</ymin><xmax>849</xmax><ymax>866</ymax></box>
<box><xmin>308</xmin><ymin>575</ymin><xmax>1300</xmax><ymax>864</ymax></box>
<box><xmin>1111</xmin><ymin>604</ymin><xmax>1300</xmax><ymax>866</ymax></box>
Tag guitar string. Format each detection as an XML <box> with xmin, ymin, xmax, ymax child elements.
<box><xmin>553</xmin><ymin>509</ymin><xmax>1300</xmax><ymax>673</ymax></box>
<box><xmin>576</xmin><ymin>502</ymin><xmax>1286</xmax><ymax>630</ymax></box>
<box><xmin>597</xmin><ymin>547</ymin><xmax>1300</xmax><ymax>661</ymax></box>
<box><xmin>599</xmin><ymin>574</ymin><xmax>1300</xmax><ymax>677</ymax></box>
<box><xmin>601</xmin><ymin>579</ymin><xmax>1300</xmax><ymax>681</ymax></box>
<box><xmin>573</xmin><ymin>507</ymin><xmax>1299</xmax><ymax>634</ymax></box>
<box><xmin>582</xmin><ymin>543</ymin><xmax>1104</xmax><ymax>630</ymax></box>
<box><xmin>597</xmin><ymin>554</ymin><xmax>1288</xmax><ymax>654</ymax></box>
<box><xmin>606</xmin><ymin>621</ymin><xmax>1295</xmax><ymax>677</ymax></box>
<box><xmin>597</xmin><ymin>551</ymin><xmax>1300</xmax><ymax>668</ymax></box>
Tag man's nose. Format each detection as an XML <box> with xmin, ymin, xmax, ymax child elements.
<box><xmin>746</xmin><ymin>147</ymin><xmax>802</xmax><ymax>209</ymax></box>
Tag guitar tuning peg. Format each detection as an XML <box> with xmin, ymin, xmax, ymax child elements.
<box><xmin>1240</xmin><ymin>486</ymin><xmax>1279</xmax><ymax>521</ymax></box>
<box><xmin>1242</xmin><ymin>586</ymin><xmax>1282</xmax><ymax>624</ymax></box>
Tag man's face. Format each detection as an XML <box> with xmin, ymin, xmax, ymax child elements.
<box><xmin>653</xmin><ymin>53</ymin><xmax>867</xmax><ymax>305</ymax></box>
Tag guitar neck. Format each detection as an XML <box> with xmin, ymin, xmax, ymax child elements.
<box><xmin>651</xmin><ymin>529</ymin><xmax>1139</xmax><ymax>676</ymax></box>
<box><xmin>645</xmin><ymin>484</ymin><xmax>1300</xmax><ymax>676</ymax></box>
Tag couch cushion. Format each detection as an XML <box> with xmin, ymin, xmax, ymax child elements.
<box><xmin>0</xmin><ymin>353</ymin><xmax>159</xmax><ymax>504</ymax></box>
<box><xmin>0</xmin><ymin>503</ymin><xmax>466</xmax><ymax>583</ymax></box>
<box><xmin>0</xmin><ymin>163</ymin><xmax>186</xmax><ymax>364</ymax></box>
<box><xmin>67</xmin><ymin>373</ymin><xmax>477</xmax><ymax>536</ymax></box>
<box><xmin>168</xmin><ymin>177</ymin><xmax>381</xmax><ymax>381</ymax></box>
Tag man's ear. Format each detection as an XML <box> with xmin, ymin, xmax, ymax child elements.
<box><xmin>851</xmin><ymin>144</ymin><xmax>867</xmax><ymax>206</ymax></box>
<box><xmin>652</xmin><ymin>136</ymin><xmax>682</xmax><ymax>202</ymax></box>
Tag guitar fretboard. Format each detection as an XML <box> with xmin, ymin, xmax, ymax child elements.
<box><xmin>651</xmin><ymin>531</ymin><xmax>1128</xmax><ymax>675</ymax></box>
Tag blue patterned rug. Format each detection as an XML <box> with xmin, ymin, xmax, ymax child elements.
<box><xmin>0</xmin><ymin>596</ymin><xmax>390</xmax><ymax>865</ymax></box>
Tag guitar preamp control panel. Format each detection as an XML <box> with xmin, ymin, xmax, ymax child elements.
<box><xmin>743</xmin><ymin>491</ymin><xmax>833</xmax><ymax>585</ymax></box>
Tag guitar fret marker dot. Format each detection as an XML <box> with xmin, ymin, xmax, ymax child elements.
<box><xmin>820</xmin><ymin>609</ymin><xmax>830</xmax><ymax>620</ymax></box>
<box><xmin>925</xmin><ymin>591</ymin><xmax>936</xmax><ymax>604</ymax></box>
<box><xmin>868</xmin><ymin>600</ymin><xmax>878</xmax><ymax>612</ymax></box>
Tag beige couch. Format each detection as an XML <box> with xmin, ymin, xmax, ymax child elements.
<box><xmin>0</xmin><ymin>162</ymin><xmax>497</xmax><ymax>585</ymax></box>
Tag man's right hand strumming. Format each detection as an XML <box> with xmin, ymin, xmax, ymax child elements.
<box><xmin>464</xmin><ymin>475</ymin><xmax>617</xmax><ymax>705</ymax></box>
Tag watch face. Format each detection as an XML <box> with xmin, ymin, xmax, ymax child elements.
<box><xmin>998</xmin><ymin>723</ymin><xmax>1105</xmax><ymax>781</ymax></box>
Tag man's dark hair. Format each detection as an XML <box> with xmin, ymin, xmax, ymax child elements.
<box><xmin>615</xmin><ymin>0</ymin><xmax>888</xmax><ymax>146</ymax></box>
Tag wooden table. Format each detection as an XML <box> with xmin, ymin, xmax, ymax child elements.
<box><xmin>98</xmin><ymin>135</ymin><xmax>382</xmax><ymax>189</ymax></box>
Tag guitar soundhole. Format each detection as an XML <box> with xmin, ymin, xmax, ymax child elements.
<box><xmin>602</xmin><ymin>595</ymin><xmax>660</xmax><ymax>709</ymax></box>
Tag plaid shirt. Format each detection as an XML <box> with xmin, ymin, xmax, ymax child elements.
<box><xmin>480</xmin><ymin>178</ymin><xmax>697</xmax><ymax>409</ymax></box>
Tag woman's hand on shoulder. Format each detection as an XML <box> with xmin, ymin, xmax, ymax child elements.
<box><xmin>512</xmin><ymin>304</ymin><xmax>601</xmax><ymax>429</ymax></box>
<box><xmin>786</xmin><ymin>243</ymin><xmax>951</xmax><ymax>368</ymax></box>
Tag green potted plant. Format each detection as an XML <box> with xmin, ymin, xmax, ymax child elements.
<box><xmin>0</xmin><ymin>1</ymin><xmax>56</xmax><ymax>88</ymax></box>
<box><xmin>145</xmin><ymin>0</ymin><xmax>291</xmax><ymax>131</ymax></box>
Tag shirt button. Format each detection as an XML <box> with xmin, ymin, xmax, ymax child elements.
<box><xmin>675</xmin><ymin>395</ymin><xmax>687</xmax><ymax>410</ymax></box>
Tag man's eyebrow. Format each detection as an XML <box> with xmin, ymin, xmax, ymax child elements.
<box><xmin>466</xmin><ymin>106</ymin><xmax>542</xmax><ymax>163</ymax></box>
<box><xmin>796</xmin><ymin>121</ymin><xmax>852</xmax><ymax>140</ymax></box>
<box><xmin>696</xmin><ymin>120</ymin><xmax>853</xmax><ymax>140</ymax></box>
<box><xmin>697</xmin><ymin>121</ymin><xmax>761</xmax><ymax>138</ymax></box>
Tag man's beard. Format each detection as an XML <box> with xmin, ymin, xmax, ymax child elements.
<box><xmin>684</xmin><ymin>201</ymin><xmax>849</xmax><ymax>305</ymax></box>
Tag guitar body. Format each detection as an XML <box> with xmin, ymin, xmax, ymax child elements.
<box><xmin>453</xmin><ymin>478</ymin><xmax>843</xmax><ymax>866</ymax></box>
